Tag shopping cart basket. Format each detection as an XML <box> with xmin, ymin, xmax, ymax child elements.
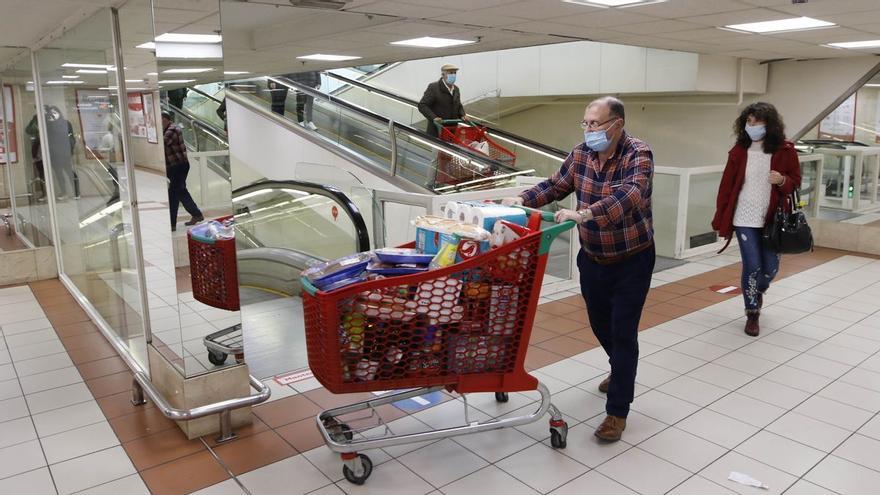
<box><xmin>301</xmin><ymin>208</ymin><xmax>574</xmax><ymax>485</ymax></box>
<box><xmin>188</xmin><ymin>216</ymin><xmax>244</xmax><ymax>366</ymax></box>
<box><xmin>434</xmin><ymin>119</ymin><xmax>516</xmax><ymax>187</ymax></box>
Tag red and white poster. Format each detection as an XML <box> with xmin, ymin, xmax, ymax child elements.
<box><xmin>818</xmin><ymin>93</ymin><xmax>857</xmax><ymax>141</ymax></box>
<box><xmin>0</xmin><ymin>85</ymin><xmax>18</xmax><ymax>164</ymax></box>
<box><xmin>141</xmin><ymin>92</ymin><xmax>158</xmax><ymax>144</ymax></box>
<box><xmin>127</xmin><ymin>93</ymin><xmax>147</xmax><ymax>138</ymax></box>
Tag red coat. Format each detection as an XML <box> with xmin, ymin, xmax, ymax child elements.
<box><xmin>711</xmin><ymin>141</ymin><xmax>801</xmax><ymax>247</ymax></box>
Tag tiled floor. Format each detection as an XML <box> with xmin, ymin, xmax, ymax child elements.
<box><xmin>1</xmin><ymin>247</ymin><xmax>880</xmax><ymax>494</ymax></box>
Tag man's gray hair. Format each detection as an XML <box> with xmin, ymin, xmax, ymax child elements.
<box><xmin>589</xmin><ymin>96</ymin><xmax>625</xmax><ymax>121</ymax></box>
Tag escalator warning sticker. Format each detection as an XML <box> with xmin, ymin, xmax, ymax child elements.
<box><xmin>332</xmin><ymin>205</ymin><xmax>338</xmax><ymax>221</ymax></box>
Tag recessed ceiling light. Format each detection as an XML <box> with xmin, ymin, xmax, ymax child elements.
<box><xmin>146</xmin><ymin>72</ymin><xmax>158</xmax><ymax>76</ymax></box>
<box><xmin>158</xmin><ymin>79</ymin><xmax>196</xmax><ymax>84</ymax></box>
<box><xmin>62</xmin><ymin>63</ymin><xmax>113</xmax><ymax>69</ymax></box>
<box><xmin>224</xmin><ymin>71</ymin><xmax>250</xmax><ymax>75</ymax></box>
<box><xmin>562</xmin><ymin>0</ymin><xmax>665</xmax><ymax>7</ymax></box>
<box><xmin>125</xmin><ymin>79</ymin><xmax>143</xmax><ymax>83</ymax></box>
<box><xmin>155</xmin><ymin>33</ymin><xmax>222</xmax><ymax>43</ymax></box>
<box><xmin>46</xmin><ymin>80</ymin><xmax>84</xmax><ymax>85</ymax></box>
<box><xmin>865</xmin><ymin>83</ymin><xmax>880</xmax><ymax>87</ymax></box>
<box><xmin>162</xmin><ymin>68</ymin><xmax>214</xmax><ymax>74</ymax></box>
<box><xmin>137</xmin><ymin>42</ymin><xmax>156</xmax><ymax>49</ymax></box>
<box><xmin>76</xmin><ymin>69</ymin><xmax>107</xmax><ymax>74</ymax></box>
<box><xmin>61</xmin><ymin>75</ymin><xmax>80</xmax><ymax>79</ymax></box>
<box><xmin>296</xmin><ymin>54</ymin><xmax>362</xmax><ymax>61</ymax></box>
<box><xmin>390</xmin><ymin>37</ymin><xmax>476</xmax><ymax>48</ymax></box>
<box><xmin>723</xmin><ymin>16</ymin><xmax>835</xmax><ymax>34</ymax></box>
<box><xmin>826</xmin><ymin>40</ymin><xmax>880</xmax><ymax>49</ymax></box>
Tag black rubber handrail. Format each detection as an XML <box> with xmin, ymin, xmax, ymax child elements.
<box><xmin>232</xmin><ymin>179</ymin><xmax>371</xmax><ymax>252</ymax></box>
<box><xmin>188</xmin><ymin>86</ymin><xmax>223</xmax><ymax>106</ymax></box>
<box><xmin>326</xmin><ymin>72</ymin><xmax>569</xmax><ymax>159</ymax></box>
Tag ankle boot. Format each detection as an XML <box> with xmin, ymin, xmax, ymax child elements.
<box><xmin>745</xmin><ymin>312</ymin><xmax>760</xmax><ymax>337</ymax></box>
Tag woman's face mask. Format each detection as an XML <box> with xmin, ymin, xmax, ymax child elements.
<box><xmin>745</xmin><ymin>122</ymin><xmax>766</xmax><ymax>141</ymax></box>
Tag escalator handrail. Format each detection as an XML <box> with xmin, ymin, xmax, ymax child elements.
<box><xmin>267</xmin><ymin>76</ymin><xmax>521</xmax><ymax>175</ymax></box>
<box><xmin>160</xmin><ymin>102</ymin><xmax>228</xmax><ymax>146</ymax></box>
<box><xmin>232</xmin><ymin>179</ymin><xmax>371</xmax><ymax>253</ymax></box>
<box><xmin>324</xmin><ymin>72</ymin><xmax>569</xmax><ymax>159</ymax></box>
<box><xmin>188</xmin><ymin>86</ymin><xmax>223</xmax><ymax>106</ymax></box>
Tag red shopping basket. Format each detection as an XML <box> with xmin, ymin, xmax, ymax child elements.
<box><xmin>188</xmin><ymin>217</ymin><xmax>240</xmax><ymax>311</ymax></box>
<box><xmin>435</xmin><ymin>121</ymin><xmax>516</xmax><ymax>187</ymax></box>
<box><xmin>301</xmin><ymin>216</ymin><xmax>572</xmax><ymax>396</ymax></box>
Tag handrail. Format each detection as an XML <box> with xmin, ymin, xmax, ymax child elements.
<box><xmin>160</xmin><ymin>102</ymin><xmax>228</xmax><ymax>147</ymax></box>
<box><xmin>188</xmin><ymin>85</ymin><xmax>223</xmax><ymax>105</ymax></box>
<box><xmin>324</xmin><ymin>71</ymin><xmax>569</xmax><ymax>159</ymax></box>
<box><xmin>233</xmin><ymin>179</ymin><xmax>371</xmax><ymax>252</ymax></box>
<box><xmin>268</xmin><ymin>76</ymin><xmax>522</xmax><ymax>176</ymax></box>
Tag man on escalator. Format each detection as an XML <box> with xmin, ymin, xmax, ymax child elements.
<box><xmin>418</xmin><ymin>64</ymin><xmax>467</xmax><ymax>138</ymax></box>
<box><xmin>162</xmin><ymin>111</ymin><xmax>204</xmax><ymax>231</ymax></box>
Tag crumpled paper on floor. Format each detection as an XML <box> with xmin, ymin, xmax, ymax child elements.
<box><xmin>728</xmin><ymin>471</ymin><xmax>769</xmax><ymax>490</ymax></box>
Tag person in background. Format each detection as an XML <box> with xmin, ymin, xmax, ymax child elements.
<box><xmin>288</xmin><ymin>71</ymin><xmax>321</xmax><ymax>129</ymax></box>
<box><xmin>712</xmin><ymin>102</ymin><xmax>801</xmax><ymax>337</ymax></box>
<box><xmin>162</xmin><ymin>111</ymin><xmax>204</xmax><ymax>231</ymax></box>
<box><xmin>268</xmin><ymin>79</ymin><xmax>288</xmax><ymax>116</ymax></box>
<box><xmin>167</xmin><ymin>87</ymin><xmax>188</xmax><ymax>111</ymax></box>
<box><xmin>43</xmin><ymin>105</ymin><xmax>77</xmax><ymax>201</ymax></box>
<box><xmin>418</xmin><ymin>63</ymin><xmax>467</xmax><ymax>138</ymax></box>
<box><xmin>503</xmin><ymin>97</ymin><xmax>654</xmax><ymax>443</ymax></box>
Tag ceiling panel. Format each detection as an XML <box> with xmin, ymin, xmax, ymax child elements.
<box><xmin>680</xmin><ymin>8</ymin><xmax>790</xmax><ymax>27</ymax></box>
<box><xmin>548</xmin><ymin>9</ymin><xmax>660</xmax><ymax>28</ymax></box>
<box><xmin>610</xmin><ymin>19</ymin><xmax>706</xmax><ymax>35</ymax></box>
<box><xmin>625</xmin><ymin>0</ymin><xmax>754</xmax><ymax>19</ymax></box>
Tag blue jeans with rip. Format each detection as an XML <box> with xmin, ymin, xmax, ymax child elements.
<box><xmin>735</xmin><ymin>226</ymin><xmax>780</xmax><ymax>314</ymax></box>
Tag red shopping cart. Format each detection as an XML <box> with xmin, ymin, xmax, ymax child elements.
<box><xmin>434</xmin><ymin>120</ymin><xmax>516</xmax><ymax>187</ymax></box>
<box><xmin>301</xmin><ymin>208</ymin><xmax>574</xmax><ymax>485</ymax></box>
<box><xmin>187</xmin><ymin>216</ymin><xmax>243</xmax><ymax>366</ymax></box>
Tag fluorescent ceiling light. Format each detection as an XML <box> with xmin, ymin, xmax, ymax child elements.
<box><xmin>46</xmin><ymin>80</ymin><xmax>84</xmax><ymax>85</ymax></box>
<box><xmin>158</xmin><ymin>79</ymin><xmax>196</xmax><ymax>84</ymax></box>
<box><xmin>155</xmin><ymin>33</ymin><xmax>222</xmax><ymax>43</ymax></box>
<box><xmin>99</xmin><ymin>86</ymin><xmax>150</xmax><ymax>91</ymax></box>
<box><xmin>562</xmin><ymin>0</ymin><xmax>664</xmax><ymax>6</ymax></box>
<box><xmin>162</xmin><ymin>68</ymin><xmax>213</xmax><ymax>74</ymax></box>
<box><xmin>827</xmin><ymin>40</ymin><xmax>880</xmax><ymax>49</ymax></box>
<box><xmin>76</xmin><ymin>69</ymin><xmax>107</xmax><ymax>74</ymax></box>
<box><xmin>723</xmin><ymin>16</ymin><xmax>835</xmax><ymax>34</ymax></box>
<box><xmin>390</xmin><ymin>37</ymin><xmax>475</xmax><ymax>48</ymax></box>
<box><xmin>224</xmin><ymin>71</ymin><xmax>250</xmax><ymax>75</ymax></box>
<box><xmin>61</xmin><ymin>75</ymin><xmax>80</xmax><ymax>79</ymax></box>
<box><xmin>125</xmin><ymin>79</ymin><xmax>143</xmax><ymax>83</ymax></box>
<box><xmin>865</xmin><ymin>83</ymin><xmax>880</xmax><ymax>87</ymax></box>
<box><xmin>137</xmin><ymin>42</ymin><xmax>156</xmax><ymax>49</ymax></box>
<box><xmin>146</xmin><ymin>72</ymin><xmax>158</xmax><ymax>76</ymax></box>
<box><xmin>297</xmin><ymin>53</ymin><xmax>362</xmax><ymax>61</ymax></box>
<box><xmin>62</xmin><ymin>63</ymin><xmax>112</xmax><ymax>69</ymax></box>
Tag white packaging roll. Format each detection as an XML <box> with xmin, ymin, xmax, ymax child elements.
<box><xmin>456</xmin><ymin>203</ymin><xmax>473</xmax><ymax>223</ymax></box>
<box><xmin>470</xmin><ymin>206</ymin><xmax>528</xmax><ymax>231</ymax></box>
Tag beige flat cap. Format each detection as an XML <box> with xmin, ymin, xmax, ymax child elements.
<box><xmin>441</xmin><ymin>63</ymin><xmax>459</xmax><ymax>72</ymax></box>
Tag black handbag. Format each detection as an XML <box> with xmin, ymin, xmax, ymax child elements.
<box><xmin>763</xmin><ymin>189</ymin><xmax>813</xmax><ymax>254</ymax></box>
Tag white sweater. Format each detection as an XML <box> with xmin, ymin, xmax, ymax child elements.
<box><xmin>733</xmin><ymin>142</ymin><xmax>772</xmax><ymax>228</ymax></box>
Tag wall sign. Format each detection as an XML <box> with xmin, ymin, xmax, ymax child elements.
<box><xmin>128</xmin><ymin>93</ymin><xmax>147</xmax><ymax>139</ymax></box>
<box><xmin>818</xmin><ymin>93</ymin><xmax>856</xmax><ymax>141</ymax></box>
<box><xmin>0</xmin><ymin>85</ymin><xmax>18</xmax><ymax>164</ymax></box>
<box><xmin>141</xmin><ymin>92</ymin><xmax>158</xmax><ymax>144</ymax></box>
<box><xmin>75</xmin><ymin>89</ymin><xmax>113</xmax><ymax>158</ymax></box>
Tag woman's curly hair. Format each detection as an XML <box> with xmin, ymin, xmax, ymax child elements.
<box><xmin>734</xmin><ymin>101</ymin><xmax>786</xmax><ymax>154</ymax></box>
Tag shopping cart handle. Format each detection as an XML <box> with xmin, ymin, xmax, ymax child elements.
<box><xmin>511</xmin><ymin>205</ymin><xmax>577</xmax><ymax>255</ymax></box>
<box><xmin>301</xmin><ymin>277</ymin><xmax>319</xmax><ymax>296</ymax></box>
<box><xmin>513</xmin><ymin>205</ymin><xmax>556</xmax><ymax>223</ymax></box>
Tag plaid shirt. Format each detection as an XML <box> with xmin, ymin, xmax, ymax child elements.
<box><xmin>520</xmin><ymin>132</ymin><xmax>654</xmax><ymax>259</ymax></box>
<box><xmin>163</xmin><ymin>123</ymin><xmax>188</xmax><ymax>168</ymax></box>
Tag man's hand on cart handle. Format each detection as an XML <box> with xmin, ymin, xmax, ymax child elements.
<box><xmin>501</xmin><ymin>197</ymin><xmax>524</xmax><ymax>207</ymax></box>
<box><xmin>555</xmin><ymin>208</ymin><xmax>591</xmax><ymax>224</ymax></box>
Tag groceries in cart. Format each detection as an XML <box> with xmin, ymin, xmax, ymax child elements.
<box><xmin>188</xmin><ymin>218</ymin><xmax>234</xmax><ymax>241</ymax></box>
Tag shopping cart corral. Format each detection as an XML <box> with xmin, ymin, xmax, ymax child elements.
<box><xmin>301</xmin><ymin>208</ymin><xmax>574</xmax><ymax>485</ymax></box>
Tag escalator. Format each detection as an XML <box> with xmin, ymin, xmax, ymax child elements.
<box><xmin>224</xmin><ymin>73</ymin><xmax>566</xmax><ymax>194</ymax></box>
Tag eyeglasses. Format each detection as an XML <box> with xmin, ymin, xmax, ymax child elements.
<box><xmin>580</xmin><ymin>118</ymin><xmax>618</xmax><ymax>130</ymax></box>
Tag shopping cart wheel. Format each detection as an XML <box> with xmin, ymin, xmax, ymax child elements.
<box><xmin>208</xmin><ymin>350</ymin><xmax>228</xmax><ymax>366</ymax></box>
<box><xmin>323</xmin><ymin>418</ymin><xmax>354</xmax><ymax>442</ymax></box>
<box><xmin>343</xmin><ymin>454</ymin><xmax>372</xmax><ymax>485</ymax></box>
<box><xmin>550</xmin><ymin>420</ymin><xmax>568</xmax><ymax>449</ymax></box>
<box><xmin>494</xmin><ymin>392</ymin><xmax>509</xmax><ymax>403</ymax></box>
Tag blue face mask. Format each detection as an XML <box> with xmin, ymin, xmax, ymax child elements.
<box><xmin>745</xmin><ymin>123</ymin><xmax>766</xmax><ymax>141</ymax></box>
<box><xmin>584</xmin><ymin>120</ymin><xmax>617</xmax><ymax>152</ymax></box>
<box><xmin>445</xmin><ymin>73</ymin><xmax>456</xmax><ymax>85</ymax></box>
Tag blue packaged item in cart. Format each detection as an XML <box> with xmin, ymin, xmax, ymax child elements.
<box><xmin>374</xmin><ymin>248</ymin><xmax>434</xmax><ymax>265</ymax></box>
<box><xmin>414</xmin><ymin>216</ymin><xmax>490</xmax><ymax>255</ymax></box>
<box><xmin>366</xmin><ymin>262</ymin><xmax>429</xmax><ymax>276</ymax></box>
<box><xmin>302</xmin><ymin>252</ymin><xmax>372</xmax><ymax>290</ymax></box>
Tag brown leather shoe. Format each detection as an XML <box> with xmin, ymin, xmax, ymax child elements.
<box><xmin>594</xmin><ymin>415</ymin><xmax>626</xmax><ymax>442</ymax></box>
<box><xmin>598</xmin><ymin>375</ymin><xmax>611</xmax><ymax>394</ymax></box>
<box><xmin>745</xmin><ymin>313</ymin><xmax>760</xmax><ymax>337</ymax></box>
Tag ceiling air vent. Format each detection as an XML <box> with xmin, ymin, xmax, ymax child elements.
<box><xmin>289</xmin><ymin>0</ymin><xmax>352</xmax><ymax>10</ymax></box>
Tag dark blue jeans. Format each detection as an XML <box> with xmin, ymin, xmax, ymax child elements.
<box><xmin>735</xmin><ymin>226</ymin><xmax>780</xmax><ymax>314</ymax></box>
<box><xmin>578</xmin><ymin>244</ymin><xmax>655</xmax><ymax>418</ymax></box>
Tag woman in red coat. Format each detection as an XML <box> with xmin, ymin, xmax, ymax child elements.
<box><xmin>712</xmin><ymin>102</ymin><xmax>801</xmax><ymax>337</ymax></box>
